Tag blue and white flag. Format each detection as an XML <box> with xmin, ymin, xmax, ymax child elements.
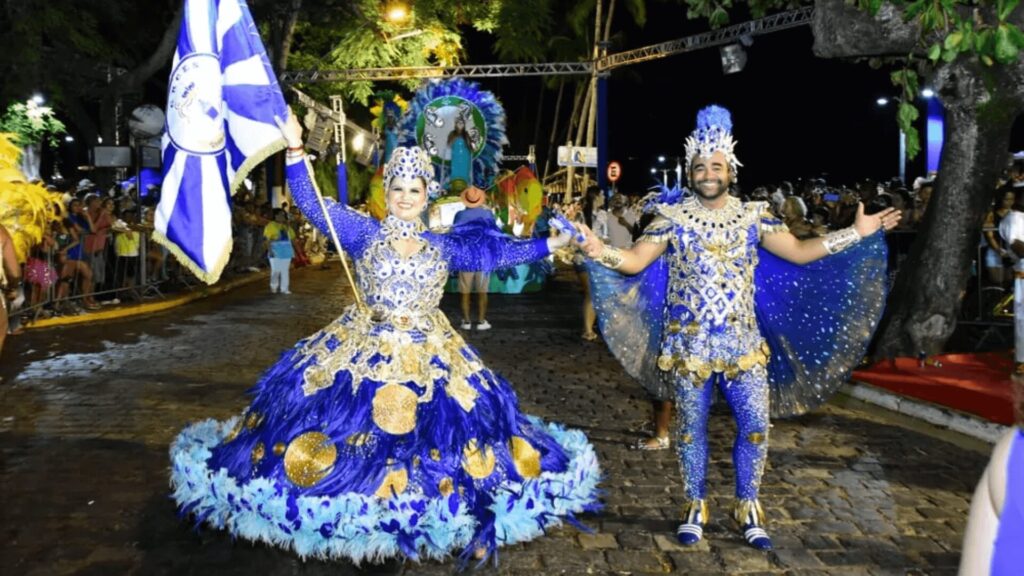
<box><xmin>155</xmin><ymin>0</ymin><xmax>287</xmax><ymax>284</ymax></box>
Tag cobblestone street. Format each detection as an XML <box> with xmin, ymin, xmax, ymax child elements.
<box><xmin>0</xmin><ymin>264</ymin><xmax>991</xmax><ymax>575</ymax></box>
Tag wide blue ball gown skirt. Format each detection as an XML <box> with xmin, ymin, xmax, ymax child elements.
<box><xmin>169</xmin><ymin>306</ymin><xmax>601</xmax><ymax>564</ymax></box>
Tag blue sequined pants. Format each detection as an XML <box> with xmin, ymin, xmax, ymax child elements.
<box><xmin>673</xmin><ymin>366</ymin><xmax>769</xmax><ymax>501</ymax></box>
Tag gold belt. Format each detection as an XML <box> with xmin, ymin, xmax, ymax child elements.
<box><xmin>657</xmin><ymin>342</ymin><xmax>771</xmax><ymax>381</ymax></box>
<box><xmin>367</xmin><ymin>308</ymin><xmax>433</xmax><ymax>331</ymax></box>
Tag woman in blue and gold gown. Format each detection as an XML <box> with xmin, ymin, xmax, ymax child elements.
<box><xmin>169</xmin><ymin>114</ymin><xmax>600</xmax><ymax>565</ymax></box>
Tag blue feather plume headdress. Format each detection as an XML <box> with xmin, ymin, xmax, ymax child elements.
<box><xmin>397</xmin><ymin>78</ymin><xmax>508</xmax><ymax>190</ymax></box>
<box><xmin>684</xmin><ymin>104</ymin><xmax>743</xmax><ymax>181</ymax></box>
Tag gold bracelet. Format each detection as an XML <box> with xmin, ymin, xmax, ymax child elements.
<box><xmin>597</xmin><ymin>245</ymin><xmax>624</xmax><ymax>269</ymax></box>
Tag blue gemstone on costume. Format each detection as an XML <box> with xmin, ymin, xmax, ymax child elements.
<box><xmin>325</xmin><ymin>335</ymin><xmax>340</xmax><ymax>351</ymax></box>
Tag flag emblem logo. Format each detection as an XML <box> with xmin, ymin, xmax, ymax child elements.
<box><xmin>167</xmin><ymin>53</ymin><xmax>225</xmax><ymax>155</ymax></box>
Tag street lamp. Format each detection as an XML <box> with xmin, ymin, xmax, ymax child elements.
<box><xmin>921</xmin><ymin>88</ymin><xmax>935</xmax><ymax>98</ymax></box>
<box><xmin>65</xmin><ymin>135</ymin><xmax>74</xmax><ymax>143</ymax></box>
<box><xmin>875</xmin><ymin>97</ymin><xmax>906</xmax><ymax>185</ymax></box>
<box><xmin>657</xmin><ymin>155</ymin><xmax>666</xmax><ymax>163</ymax></box>
<box><xmin>31</xmin><ymin>93</ymin><xmax>44</xmax><ymax>104</ymax></box>
<box><xmin>385</xmin><ymin>1</ymin><xmax>410</xmax><ymax>23</ymax></box>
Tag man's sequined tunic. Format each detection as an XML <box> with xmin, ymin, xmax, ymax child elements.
<box><xmin>639</xmin><ymin>195</ymin><xmax>787</xmax><ymax>384</ymax></box>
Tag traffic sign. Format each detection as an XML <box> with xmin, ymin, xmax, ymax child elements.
<box><xmin>607</xmin><ymin>161</ymin><xmax>622</xmax><ymax>183</ymax></box>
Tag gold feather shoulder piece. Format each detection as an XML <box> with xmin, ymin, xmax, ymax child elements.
<box><xmin>0</xmin><ymin>134</ymin><xmax>64</xmax><ymax>263</ymax></box>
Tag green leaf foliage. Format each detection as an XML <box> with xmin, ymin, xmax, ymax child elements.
<box><xmin>0</xmin><ymin>101</ymin><xmax>67</xmax><ymax>148</ymax></box>
<box><xmin>995</xmin><ymin>24</ymin><xmax>1020</xmax><ymax>63</ymax></box>
<box><xmin>895</xmin><ymin>102</ymin><xmax>920</xmax><ymax>159</ymax></box>
<box><xmin>999</xmin><ymin>0</ymin><xmax>1021</xmax><ymax>22</ymax></box>
<box><xmin>493</xmin><ymin>0</ymin><xmax>555</xmax><ymax>61</ymax></box>
<box><xmin>624</xmin><ymin>0</ymin><xmax>649</xmax><ymax>28</ymax></box>
<box><xmin>0</xmin><ymin>0</ymin><xmax>176</xmax><ymax>109</ymax></box>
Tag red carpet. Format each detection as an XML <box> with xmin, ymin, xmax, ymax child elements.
<box><xmin>852</xmin><ymin>351</ymin><xmax>1015</xmax><ymax>425</ymax></box>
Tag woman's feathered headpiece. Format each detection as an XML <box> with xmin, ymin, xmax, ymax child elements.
<box><xmin>684</xmin><ymin>105</ymin><xmax>743</xmax><ymax>181</ymax></box>
<box><xmin>383</xmin><ymin>146</ymin><xmax>441</xmax><ymax>199</ymax></box>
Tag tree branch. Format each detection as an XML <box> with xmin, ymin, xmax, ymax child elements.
<box><xmin>107</xmin><ymin>1</ymin><xmax>184</xmax><ymax>96</ymax></box>
<box><xmin>273</xmin><ymin>0</ymin><xmax>303</xmax><ymax>74</ymax></box>
<box><xmin>810</xmin><ymin>0</ymin><xmax>920</xmax><ymax>59</ymax></box>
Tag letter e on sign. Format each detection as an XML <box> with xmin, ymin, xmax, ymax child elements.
<box><xmin>607</xmin><ymin>161</ymin><xmax>621</xmax><ymax>183</ymax></box>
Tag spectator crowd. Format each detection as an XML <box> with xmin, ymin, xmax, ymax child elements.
<box><xmin>5</xmin><ymin>175</ymin><xmax>329</xmax><ymax>334</ymax></box>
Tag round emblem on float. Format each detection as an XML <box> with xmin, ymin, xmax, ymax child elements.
<box><xmin>166</xmin><ymin>52</ymin><xmax>225</xmax><ymax>155</ymax></box>
<box><xmin>415</xmin><ymin>96</ymin><xmax>487</xmax><ymax>165</ymax></box>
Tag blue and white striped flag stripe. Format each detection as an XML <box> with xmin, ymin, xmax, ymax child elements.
<box><xmin>155</xmin><ymin>0</ymin><xmax>287</xmax><ymax>284</ymax></box>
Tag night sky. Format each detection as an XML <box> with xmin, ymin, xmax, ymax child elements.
<box><xmin>51</xmin><ymin>4</ymin><xmax>1023</xmax><ymax>194</ymax></box>
<box><xmin>464</xmin><ymin>4</ymin><xmax>1024</xmax><ymax>195</ymax></box>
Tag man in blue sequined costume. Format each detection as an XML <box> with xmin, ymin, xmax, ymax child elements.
<box><xmin>168</xmin><ymin>111</ymin><xmax>601</xmax><ymax>566</ymax></box>
<box><xmin>579</xmin><ymin>105</ymin><xmax>901</xmax><ymax>550</ymax></box>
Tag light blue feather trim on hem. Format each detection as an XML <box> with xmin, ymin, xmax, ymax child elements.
<box><xmin>170</xmin><ymin>415</ymin><xmax>601</xmax><ymax>565</ymax></box>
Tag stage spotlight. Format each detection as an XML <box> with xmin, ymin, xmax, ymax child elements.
<box><xmin>720</xmin><ymin>44</ymin><xmax>747</xmax><ymax>75</ymax></box>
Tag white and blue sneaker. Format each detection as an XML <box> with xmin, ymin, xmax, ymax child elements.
<box><xmin>735</xmin><ymin>499</ymin><xmax>773</xmax><ymax>551</ymax></box>
<box><xmin>676</xmin><ymin>499</ymin><xmax>708</xmax><ymax>546</ymax></box>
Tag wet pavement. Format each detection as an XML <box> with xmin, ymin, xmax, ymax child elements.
<box><xmin>0</xmin><ymin>263</ymin><xmax>991</xmax><ymax>575</ymax></box>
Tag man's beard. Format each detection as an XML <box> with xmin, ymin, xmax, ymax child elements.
<box><xmin>692</xmin><ymin>178</ymin><xmax>729</xmax><ymax>201</ymax></box>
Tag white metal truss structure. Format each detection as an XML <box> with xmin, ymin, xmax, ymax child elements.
<box><xmin>280</xmin><ymin>62</ymin><xmax>592</xmax><ymax>84</ymax></box>
<box><xmin>598</xmin><ymin>6</ymin><xmax>813</xmax><ymax>71</ymax></box>
<box><xmin>280</xmin><ymin>8</ymin><xmax>814</xmax><ymax>84</ymax></box>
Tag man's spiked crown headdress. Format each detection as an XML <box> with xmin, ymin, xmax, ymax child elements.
<box><xmin>684</xmin><ymin>105</ymin><xmax>743</xmax><ymax>181</ymax></box>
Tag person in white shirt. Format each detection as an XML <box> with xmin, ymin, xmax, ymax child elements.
<box><xmin>607</xmin><ymin>193</ymin><xmax>636</xmax><ymax>249</ymax></box>
<box><xmin>998</xmin><ymin>191</ymin><xmax>1024</xmax><ymax>369</ymax></box>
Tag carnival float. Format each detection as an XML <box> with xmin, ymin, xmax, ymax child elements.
<box><xmin>372</xmin><ymin>78</ymin><xmax>550</xmax><ymax>293</ymax></box>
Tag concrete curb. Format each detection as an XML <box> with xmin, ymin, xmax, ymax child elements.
<box><xmin>22</xmin><ymin>270</ymin><xmax>270</xmax><ymax>330</ymax></box>
<box><xmin>841</xmin><ymin>381</ymin><xmax>1009</xmax><ymax>444</ymax></box>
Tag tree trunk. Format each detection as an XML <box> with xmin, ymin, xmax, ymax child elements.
<box><xmin>271</xmin><ymin>0</ymin><xmax>303</xmax><ymax>75</ymax></box>
<box><xmin>62</xmin><ymin>96</ymin><xmax>99</xmax><ymax>146</ymax></box>
<box><xmin>568</xmin><ymin>81</ymin><xmax>592</xmax><ymax>201</ymax></box>
<box><xmin>602</xmin><ymin>0</ymin><xmax>617</xmax><ymax>43</ymax></box>
<box><xmin>567</xmin><ymin>80</ymin><xmax>587</xmax><ymax>140</ymax></box>
<box><xmin>532</xmin><ymin>77</ymin><xmax>546</xmax><ymax>168</ymax></box>
<box><xmin>810</xmin><ymin>0</ymin><xmax>1024</xmax><ymax>356</ymax></box>
<box><xmin>107</xmin><ymin>3</ymin><xmax>184</xmax><ymax>97</ymax></box>
<box><xmin>581</xmin><ymin>0</ymin><xmax>604</xmax><ymax>192</ymax></box>
<box><xmin>875</xmin><ymin>60</ymin><xmax>1023</xmax><ymax>356</ymax></box>
<box><xmin>543</xmin><ymin>79</ymin><xmax>566</xmax><ymax>180</ymax></box>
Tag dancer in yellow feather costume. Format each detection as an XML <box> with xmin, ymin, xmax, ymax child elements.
<box><xmin>0</xmin><ymin>133</ymin><xmax>64</xmax><ymax>355</ymax></box>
